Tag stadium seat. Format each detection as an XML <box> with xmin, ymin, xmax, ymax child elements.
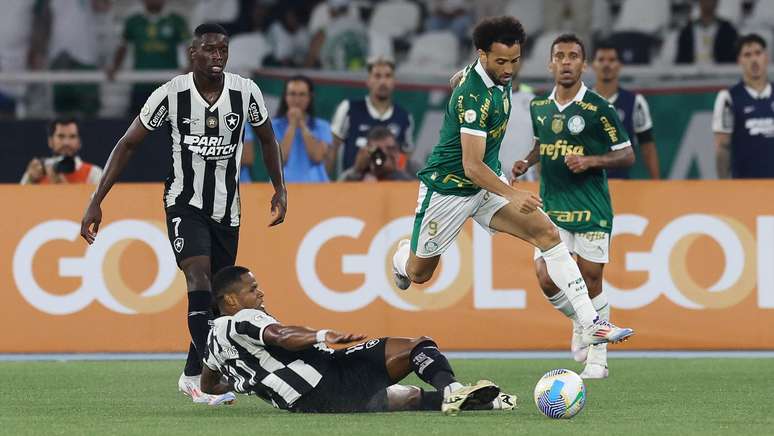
<box><xmin>520</xmin><ymin>31</ymin><xmax>562</xmax><ymax>77</ymax></box>
<box><xmin>226</xmin><ymin>32</ymin><xmax>271</xmax><ymax>73</ymax></box>
<box><xmin>745</xmin><ymin>0</ymin><xmax>774</xmax><ymax>30</ymax></box>
<box><xmin>504</xmin><ymin>0</ymin><xmax>544</xmax><ymax>35</ymax></box>
<box><xmin>652</xmin><ymin>29</ymin><xmax>680</xmax><ymax>65</ymax></box>
<box><xmin>398</xmin><ymin>31</ymin><xmax>459</xmax><ymax>75</ymax></box>
<box><xmin>369</xmin><ymin>0</ymin><xmax>421</xmax><ymax>39</ymax></box>
<box><xmin>191</xmin><ymin>0</ymin><xmax>239</xmax><ymax>30</ymax></box>
<box><xmin>612</xmin><ymin>0</ymin><xmax>670</xmax><ymax>34</ymax></box>
<box><xmin>368</xmin><ymin>31</ymin><xmax>395</xmax><ymax>59</ymax></box>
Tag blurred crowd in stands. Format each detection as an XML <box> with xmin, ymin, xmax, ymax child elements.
<box><xmin>6</xmin><ymin>0</ymin><xmax>774</xmax><ymax>182</ymax></box>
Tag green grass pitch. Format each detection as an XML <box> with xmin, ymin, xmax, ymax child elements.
<box><xmin>2</xmin><ymin>358</ymin><xmax>769</xmax><ymax>435</ymax></box>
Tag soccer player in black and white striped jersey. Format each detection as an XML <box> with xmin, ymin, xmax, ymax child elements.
<box><xmin>201</xmin><ymin>266</ymin><xmax>518</xmax><ymax>415</ymax></box>
<box><xmin>80</xmin><ymin>24</ymin><xmax>287</xmax><ymax>405</ymax></box>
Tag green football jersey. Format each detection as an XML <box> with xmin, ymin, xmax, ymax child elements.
<box><xmin>123</xmin><ymin>13</ymin><xmax>189</xmax><ymax>70</ymax></box>
<box><xmin>418</xmin><ymin>61</ymin><xmax>512</xmax><ymax>196</ymax></box>
<box><xmin>530</xmin><ymin>84</ymin><xmax>631</xmax><ymax>234</ymax></box>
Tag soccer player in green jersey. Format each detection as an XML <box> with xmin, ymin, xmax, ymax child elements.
<box><xmin>392</xmin><ymin>18</ymin><xmax>633</xmax><ymax>348</ymax></box>
<box><xmin>512</xmin><ymin>34</ymin><xmax>636</xmax><ymax>379</ymax></box>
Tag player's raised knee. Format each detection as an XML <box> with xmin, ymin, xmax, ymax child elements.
<box><xmin>535</xmin><ymin>223</ymin><xmax>561</xmax><ymax>249</ymax></box>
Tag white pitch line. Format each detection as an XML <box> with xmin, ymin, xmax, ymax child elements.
<box><xmin>0</xmin><ymin>351</ymin><xmax>773</xmax><ymax>362</ymax></box>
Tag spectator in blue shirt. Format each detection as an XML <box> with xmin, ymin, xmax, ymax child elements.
<box><xmin>272</xmin><ymin>75</ymin><xmax>331</xmax><ymax>183</ymax></box>
<box><xmin>240</xmin><ymin>125</ymin><xmax>255</xmax><ymax>183</ymax></box>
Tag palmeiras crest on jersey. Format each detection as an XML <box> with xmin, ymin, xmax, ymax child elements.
<box><xmin>568</xmin><ymin>115</ymin><xmax>585</xmax><ymax>134</ymax></box>
<box><xmin>224</xmin><ymin>112</ymin><xmax>241</xmax><ymax>132</ymax></box>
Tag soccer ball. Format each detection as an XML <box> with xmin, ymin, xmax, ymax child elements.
<box><xmin>533</xmin><ymin>369</ymin><xmax>586</xmax><ymax>419</ymax></box>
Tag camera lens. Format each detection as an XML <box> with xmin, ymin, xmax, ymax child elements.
<box><xmin>370</xmin><ymin>148</ymin><xmax>387</xmax><ymax>168</ymax></box>
<box><xmin>54</xmin><ymin>156</ymin><xmax>76</xmax><ymax>174</ymax></box>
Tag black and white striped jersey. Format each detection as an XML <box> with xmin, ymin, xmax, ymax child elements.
<box><xmin>203</xmin><ymin>309</ymin><xmax>333</xmax><ymax>410</ymax></box>
<box><xmin>139</xmin><ymin>72</ymin><xmax>269</xmax><ymax>226</ymax></box>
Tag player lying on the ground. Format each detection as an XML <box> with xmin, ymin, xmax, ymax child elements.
<box><xmin>200</xmin><ymin>266</ymin><xmax>516</xmax><ymax>415</ymax></box>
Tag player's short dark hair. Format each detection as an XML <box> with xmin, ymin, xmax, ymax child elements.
<box><xmin>551</xmin><ymin>33</ymin><xmax>586</xmax><ymax>60</ymax></box>
<box><xmin>212</xmin><ymin>265</ymin><xmax>251</xmax><ymax>302</ymax></box>
<box><xmin>735</xmin><ymin>33</ymin><xmax>767</xmax><ymax>57</ymax></box>
<box><xmin>593</xmin><ymin>40</ymin><xmax>619</xmax><ymax>59</ymax></box>
<box><xmin>47</xmin><ymin>117</ymin><xmax>79</xmax><ymax>137</ymax></box>
<box><xmin>472</xmin><ymin>16</ymin><xmax>526</xmax><ymax>52</ymax></box>
<box><xmin>194</xmin><ymin>23</ymin><xmax>228</xmax><ymax>39</ymax></box>
<box><xmin>366</xmin><ymin>55</ymin><xmax>395</xmax><ymax>73</ymax></box>
<box><xmin>367</xmin><ymin>125</ymin><xmax>395</xmax><ymax>143</ymax></box>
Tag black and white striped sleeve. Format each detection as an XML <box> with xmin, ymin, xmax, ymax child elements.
<box><xmin>203</xmin><ymin>329</ymin><xmax>222</xmax><ymax>371</ymax></box>
<box><xmin>233</xmin><ymin>309</ymin><xmax>279</xmax><ymax>346</ymax></box>
<box><xmin>138</xmin><ymin>83</ymin><xmax>170</xmax><ymax>131</ymax></box>
<box><xmin>246</xmin><ymin>81</ymin><xmax>270</xmax><ymax>127</ymax></box>
<box><xmin>633</xmin><ymin>94</ymin><xmax>654</xmax><ymax>134</ymax></box>
<box><xmin>712</xmin><ymin>89</ymin><xmax>733</xmax><ymax>134</ymax></box>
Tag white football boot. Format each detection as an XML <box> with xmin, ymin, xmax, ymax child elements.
<box><xmin>580</xmin><ymin>318</ymin><xmax>634</xmax><ymax>346</ymax></box>
<box><xmin>491</xmin><ymin>392</ymin><xmax>518</xmax><ymax>410</ymax></box>
<box><xmin>178</xmin><ymin>373</ymin><xmax>236</xmax><ymax>405</ymax></box>
<box><xmin>392</xmin><ymin>239</ymin><xmax>411</xmax><ymax>290</ymax></box>
<box><xmin>442</xmin><ymin>380</ymin><xmax>500</xmax><ymax>416</ymax></box>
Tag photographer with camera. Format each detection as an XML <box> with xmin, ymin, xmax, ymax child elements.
<box><xmin>20</xmin><ymin>118</ymin><xmax>102</xmax><ymax>184</ymax></box>
<box><xmin>338</xmin><ymin>126</ymin><xmax>413</xmax><ymax>182</ymax></box>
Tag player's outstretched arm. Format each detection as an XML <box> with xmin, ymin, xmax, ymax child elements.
<box><xmin>80</xmin><ymin>117</ymin><xmax>149</xmax><ymax>244</ymax></box>
<box><xmin>252</xmin><ymin>122</ymin><xmax>287</xmax><ymax>226</ymax></box>
<box><xmin>262</xmin><ymin>324</ymin><xmax>366</xmax><ymax>352</ymax></box>
<box><xmin>461</xmin><ymin>132</ymin><xmax>542</xmax><ymax>213</ymax></box>
<box><xmin>201</xmin><ymin>365</ymin><xmax>234</xmax><ymax>395</ymax></box>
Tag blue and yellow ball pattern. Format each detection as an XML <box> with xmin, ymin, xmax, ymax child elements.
<box><xmin>533</xmin><ymin>369</ymin><xmax>586</xmax><ymax>419</ymax></box>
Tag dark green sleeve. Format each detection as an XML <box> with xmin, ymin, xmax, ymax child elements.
<box><xmin>175</xmin><ymin>14</ymin><xmax>190</xmax><ymax>42</ymax></box>
<box><xmin>529</xmin><ymin>101</ymin><xmax>539</xmax><ymax>139</ymax></box>
<box><xmin>598</xmin><ymin>103</ymin><xmax>631</xmax><ymax>150</ymax></box>
<box><xmin>123</xmin><ymin>15</ymin><xmax>139</xmax><ymax>42</ymax></box>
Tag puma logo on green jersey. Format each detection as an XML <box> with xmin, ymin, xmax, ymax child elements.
<box><xmin>540</xmin><ymin>140</ymin><xmax>585</xmax><ymax>160</ymax></box>
<box><xmin>537</xmin><ymin>115</ymin><xmax>546</xmax><ymax>125</ymax></box>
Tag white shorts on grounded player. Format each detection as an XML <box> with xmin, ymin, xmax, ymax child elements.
<box><xmin>411</xmin><ymin>177</ymin><xmax>510</xmax><ymax>258</ymax></box>
<box><xmin>533</xmin><ymin>227</ymin><xmax>610</xmax><ymax>263</ymax></box>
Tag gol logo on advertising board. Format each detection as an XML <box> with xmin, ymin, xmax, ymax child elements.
<box><xmin>297</xmin><ymin>217</ymin><xmax>527</xmax><ymax>312</ymax></box>
<box><xmin>607</xmin><ymin>214</ymin><xmax>773</xmax><ymax>309</ymax></box>
<box><xmin>297</xmin><ymin>214</ymin><xmax>774</xmax><ymax>312</ymax></box>
<box><xmin>13</xmin><ymin>220</ymin><xmax>185</xmax><ymax>315</ymax></box>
